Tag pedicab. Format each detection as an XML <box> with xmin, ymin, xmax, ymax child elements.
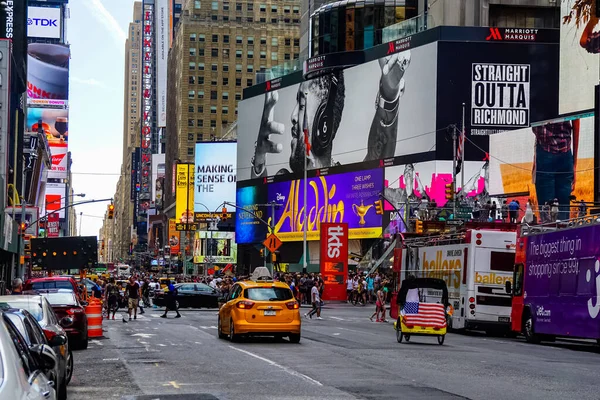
<box><xmin>394</xmin><ymin>277</ymin><xmax>449</xmax><ymax>345</ymax></box>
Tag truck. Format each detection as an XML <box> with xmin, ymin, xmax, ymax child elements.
<box><xmin>116</xmin><ymin>264</ymin><xmax>131</xmax><ymax>276</ymax></box>
<box><xmin>395</xmin><ymin>228</ymin><xmax>516</xmax><ymax>333</ymax></box>
<box><xmin>508</xmin><ymin>220</ymin><xmax>600</xmax><ymax>344</ymax></box>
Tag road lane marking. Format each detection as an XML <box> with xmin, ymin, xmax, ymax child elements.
<box><xmin>332</xmin><ymin>333</ymin><xmax>341</xmax><ymax>336</ymax></box>
<box><xmin>157</xmin><ymin>344</ymin><xmax>166</xmax><ymax>347</ymax></box>
<box><xmin>228</xmin><ymin>346</ymin><xmax>323</xmax><ymax>386</ymax></box>
<box><xmin>90</xmin><ymin>340</ymin><xmax>103</xmax><ymax>346</ymax></box>
<box><xmin>131</xmin><ymin>333</ymin><xmax>155</xmax><ymax>338</ymax></box>
<box><xmin>164</xmin><ymin>381</ymin><xmax>180</xmax><ymax>389</ymax></box>
<box><xmin>102</xmin><ymin>358</ymin><xmax>119</xmax><ymax>361</ymax></box>
<box><xmin>209</xmin><ymin>326</ymin><xmax>218</xmax><ymax>329</ymax></box>
<box><xmin>330</xmin><ymin>317</ymin><xmax>345</xmax><ymax>321</ymax></box>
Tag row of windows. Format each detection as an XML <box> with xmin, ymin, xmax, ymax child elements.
<box><xmin>202</xmin><ymin>14</ymin><xmax>299</xmax><ymax>23</ymax></box>
<box><xmin>189</xmin><ymin>75</ymin><xmax>252</xmax><ymax>89</ymax></box>
<box><xmin>188</xmin><ymin>62</ymin><xmax>286</xmax><ymax>72</ymax></box>
<box><xmin>190</xmin><ymin>34</ymin><xmax>299</xmax><ymax>47</ymax></box>
<box><xmin>186</xmin><ymin>133</ymin><xmax>226</xmax><ymax>144</ymax></box>
<box><xmin>208</xmin><ymin>1</ymin><xmax>300</xmax><ymax>14</ymax></box>
<box><xmin>186</xmin><ymin>119</ymin><xmax>229</xmax><ymax>130</ymax></box>
<box><xmin>189</xmin><ymin>49</ymin><xmax>293</xmax><ymax>61</ymax></box>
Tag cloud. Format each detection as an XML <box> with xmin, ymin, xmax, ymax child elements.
<box><xmin>83</xmin><ymin>0</ymin><xmax>127</xmax><ymax>45</ymax></box>
<box><xmin>71</xmin><ymin>77</ymin><xmax>107</xmax><ymax>87</ymax></box>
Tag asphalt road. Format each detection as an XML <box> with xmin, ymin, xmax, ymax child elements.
<box><xmin>67</xmin><ymin>303</ymin><xmax>600</xmax><ymax>400</ymax></box>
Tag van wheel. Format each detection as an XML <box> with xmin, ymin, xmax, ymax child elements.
<box><xmin>523</xmin><ymin>312</ymin><xmax>540</xmax><ymax>344</ymax></box>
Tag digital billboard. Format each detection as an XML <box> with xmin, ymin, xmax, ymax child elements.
<box><xmin>489</xmin><ymin>116</ymin><xmax>594</xmax><ymax>219</ymax></box>
<box><xmin>155</xmin><ymin>0</ymin><xmax>168</xmax><ymax>127</ymax></box>
<box><xmin>268</xmin><ymin>168</ymin><xmax>383</xmax><ymax>241</ymax></box>
<box><xmin>27</xmin><ymin>43</ymin><xmax>69</xmax><ymax>102</ymax></box>
<box><xmin>237</xmin><ymin>43</ymin><xmax>438</xmax><ymax>181</ymax></box>
<box><xmin>560</xmin><ymin>1</ymin><xmax>598</xmax><ymax>114</ymax></box>
<box><xmin>194</xmin><ymin>142</ymin><xmax>236</xmax><ymax>214</ymax></box>
<box><xmin>27</xmin><ymin>107</ymin><xmax>68</xmax><ymax>180</ymax></box>
<box><xmin>168</xmin><ymin>219</ymin><xmax>180</xmax><ymax>254</ymax></box>
<box><xmin>235</xmin><ymin>185</ymin><xmax>268</xmax><ymax>244</ymax></box>
<box><xmin>45</xmin><ymin>182</ymin><xmax>66</xmax><ymax>219</ymax></box>
<box><xmin>175</xmin><ymin>164</ymin><xmax>194</xmax><ymax>230</ymax></box>
<box><xmin>152</xmin><ymin>153</ymin><xmax>165</xmax><ymax>209</ymax></box>
<box><xmin>27</xmin><ymin>6</ymin><xmax>62</xmax><ymax>39</ymax></box>
<box><xmin>193</xmin><ymin>231</ymin><xmax>237</xmax><ymax>264</ymax></box>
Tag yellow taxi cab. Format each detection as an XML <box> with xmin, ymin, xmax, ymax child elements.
<box><xmin>159</xmin><ymin>277</ymin><xmax>173</xmax><ymax>290</ymax></box>
<box><xmin>218</xmin><ymin>280</ymin><xmax>301</xmax><ymax>343</ymax></box>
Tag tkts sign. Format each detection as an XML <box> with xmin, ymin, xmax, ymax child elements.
<box><xmin>320</xmin><ymin>223</ymin><xmax>348</xmax><ymax>301</ymax></box>
<box><xmin>139</xmin><ymin>2</ymin><xmax>153</xmax><ymax>211</ymax></box>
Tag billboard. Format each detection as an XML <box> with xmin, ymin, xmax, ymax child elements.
<box><xmin>194</xmin><ymin>142</ymin><xmax>236</xmax><ymax>214</ymax></box>
<box><xmin>320</xmin><ymin>222</ymin><xmax>348</xmax><ymax>301</ymax></box>
<box><xmin>45</xmin><ymin>182</ymin><xmax>66</xmax><ymax>219</ymax></box>
<box><xmin>27</xmin><ymin>107</ymin><xmax>68</xmax><ymax>180</ymax></box>
<box><xmin>155</xmin><ymin>0</ymin><xmax>168</xmax><ymax>127</ymax></box>
<box><xmin>268</xmin><ymin>168</ymin><xmax>383</xmax><ymax>241</ymax></box>
<box><xmin>27</xmin><ymin>43</ymin><xmax>69</xmax><ymax>102</ymax></box>
<box><xmin>27</xmin><ymin>6</ymin><xmax>61</xmax><ymax>39</ymax></box>
<box><xmin>168</xmin><ymin>219</ymin><xmax>180</xmax><ymax>254</ymax></box>
<box><xmin>237</xmin><ymin>43</ymin><xmax>438</xmax><ymax>181</ymax></box>
<box><xmin>152</xmin><ymin>153</ymin><xmax>165</xmax><ymax>209</ymax></box>
<box><xmin>193</xmin><ymin>231</ymin><xmax>237</xmax><ymax>264</ymax></box>
<box><xmin>235</xmin><ymin>185</ymin><xmax>268</xmax><ymax>244</ymax></box>
<box><xmin>560</xmin><ymin>1</ymin><xmax>598</xmax><ymax>114</ymax></box>
<box><xmin>175</xmin><ymin>164</ymin><xmax>194</xmax><ymax>230</ymax></box>
<box><xmin>47</xmin><ymin>213</ymin><xmax>59</xmax><ymax>238</ymax></box>
<box><xmin>489</xmin><ymin>116</ymin><xmax>594</xmax><ymax>219</ymax></box>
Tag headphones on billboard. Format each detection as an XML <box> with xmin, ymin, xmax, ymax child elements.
<box><xmin>311</xmin><ymin>73</ymin><xmax>339</xmax><ymax>157</ymax></box>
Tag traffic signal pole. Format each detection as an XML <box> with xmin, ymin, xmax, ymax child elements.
<box><xmin>452</xmin><ymin>125</ymin><xmax>457</xmax><ymax>218</ymax></box>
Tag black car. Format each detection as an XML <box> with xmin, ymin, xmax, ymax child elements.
<box><xmin>153</xmin><ymin>283</ymin><xmax>220</xmax><ymax>309</ymax></box>
<box><xmin>2</xmin><ymin>308</ymin><xmax>72</xmax><ymax>400</ymax></box>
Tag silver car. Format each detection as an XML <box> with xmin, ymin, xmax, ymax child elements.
<box><xmin>0</xmin><ymin>311</ymin><xmax>57</xmax><ymax>400</ymax></box>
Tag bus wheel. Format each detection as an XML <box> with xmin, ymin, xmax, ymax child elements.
<box><xmin>523</xmin><ymin>312</ymin><xmax>541</xmax><ymax>344</ymax></box>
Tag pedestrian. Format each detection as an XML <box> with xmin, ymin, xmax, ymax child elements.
<box><xmin>104</xmin><ymin>277</ymin><xmax>119</xmax><ymax>320</ymax></box>
<box><xmin>550</xmin><ymin>198</ymin><xmax>560</xmax><ymax>221</ymax></box>
<box><xmin>161</xmin><ymin>281</ymin><xmax>181</xmax><ymax>318</ymax></box>
<box><xmin>501</xmin><ymin>200</ymin><xmax>509</xmax><ymax>222</ymax></box>
<box><xmin>508</xmin><ymin>199</ymin><xmax>519</xmax><ymax>223</ymax></box>
<box><xmin>125</xmin><ymin>276</ymin><xmax>141</xmax><ymax>321</ymax></box>
<box><xmin>524</xmin><ymin>199</ymin><xmax>534</xmax><ymax>224</ymax></box>
<box><xmin>369</xmin><ymin>286</ymin><xmax>385</xmax><ymax>322</ymax></box>
<box><xmin>472</xmin><ymin>199</ymin><xmax>481</xmax><ymax>221</ymax></box>
<box><xmin>578</xmin><ymin>200</ymin><xmax>587</xmax><ymax>218</ymax></box>
<box><xmin>490</xmin><ymin>201</ymin><xmax>498</xmax><ymax>221</ymax></box>
<box><xmin>346</xmin><ymin>274</ymin><xmax>354</xmax><ymax>303</ymax></box>
<box><xmin>316</xmin><ymin>274</ymin><xmax>325</xmax><ymax>306</ymax></box>
<box><xmin>366</xmin><ymin>274</ymin><xmax>374</xmax><ymax>303</ymax></box>
<box><xmin>304</xmin><ymin>281</ymin><xmax>322</xmax><ymax>320</ymax></box>
<box><xmin>10</xmin><ymin>278</ymin><xmax>23</xmax><ymax>295</ymax></box>
<box><xmin>141</xmin><ymin>278</ymin><xmax>151</xmax><ymax>308</ymax></box>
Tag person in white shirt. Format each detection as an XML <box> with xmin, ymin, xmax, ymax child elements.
<box><xmin>346</xmin><ymin>275</ymin><xmax>354</xmax><ymax>303</ymax></box>
<box><xmin>304</xmin><ymin>281</ymin><xmax>322</xmax><ymax>319</ymax></box>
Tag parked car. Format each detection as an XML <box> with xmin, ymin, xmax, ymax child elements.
<box><xmin>33</xmin><ymin>289</ymin><xmax>89</xmax><ymax>350</ymax></box>
<box><xmin>25</xmin><ymin>277</ymin><xmax>81</xmax><ymax>298</ymax></box>
<box><xmin>3</xmin><ymin>309</ymin><xmax>70</xmax><ymax>400</ymax></box>
<box><xmin>153</xmin><ymin>282</ymin><xmax>220</xmax><ymax>309</ymax></box>
<box><xmin>0</xmin><ymin>311</ymin><xmax>57</xmax><ymax>400</ymax></box>
<box><xmin>0</xmin><ymin>295</ymin><xmax>73</xmax><ymax>385</ymax></box>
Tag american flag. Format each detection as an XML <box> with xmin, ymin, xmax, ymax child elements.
<box><xmin>402</xmin><ymin>302</ymin><xmax>447</xmax><ymax>328</ymax></box>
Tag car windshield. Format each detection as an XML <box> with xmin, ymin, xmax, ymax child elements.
<box><xmin>0</xmin><ymin>300</ymin><xmax>44</xmax><ymax>321</ymax></box>
<box><xmin>30</xmin><ymin>281</ymin><xmax>73</xmax><ymax>290</ymax></box>
<box><xmin>38</xmin><ymin>292</ymin><xmax>77</xmax><ymax>306</ymax></box>
<box><xmin>245</xmin><ymin>287</ymin><xmax>293</xmax><ymax>301</ymax></box>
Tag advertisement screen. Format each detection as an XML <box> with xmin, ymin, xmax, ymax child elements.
<box><xmin>268</xmin><ymin>168</ymin><xmax>383</xmax><ymax>241</ymax></box>
<box><xmin>235</xmin><ymin>185</ymin><xmax>268</xmax><ymax>244</ymax></box>
<box><xmin>489</xmin><ymin>116</ymin><xmax>594</xmax><ymax>219</ymax></box>
<box><xmin>194</xmin><ymin>142</ymin><xmax>236</xmax><ymax>213</ymax></box>
<box><xmin>152</xmin><ymin>154</ymin><xmax>165</xmax><ymax>208</ymax></box>
<box><xmin>47</xmin><ymin>213</ymin><xmax>60</xmax><ymax>238</ymax></box>
<box><xmin>27</xmin><ymin>43</ymin><xmax>69</xmax><ymax>102</ymax></box>
<box><xmin>175</xmin><ymin>164</ymin><xmax>194</xmax><ymax>227</ymax></box>
<box><xmin>168</xmin><ymin>219</ymin><xmax>180</xmax><ymax>254</ymax></box>
<box><xmin>193</xmin><ymin>231</ymin><xmax>237</xmax><ymax>264</ymax></box>
<box><xmin>237</xmin><ymin>43</ymin><xmax>438</xmax><ymax>182</ymax></box>
<box><xmin>27</xmin><ymin>6</ymin><xmax>61</xmax><ymax>39</ymax></box>
<box><xmin>45</xmin><ymin>182</ymin><xmax>66</xmax><ymax>219</ymax></box>
<box><xmin>27</xmin><ymin>108</ymin><xmax>69</xmax><ymax>143</ymax></box>
<box><xmin>155</xmin><ymin>0</ymin><xmax>168</xmax><ymax>127</ymax></box>
<box><xmin>560</xmin><ymin>1</ymin><xmax>599</xmax><ymax>114</ymax></box>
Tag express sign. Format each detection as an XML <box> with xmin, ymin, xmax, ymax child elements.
<box><xmin>27</xmin><ymin>7</ymin><xmax>61</xmax><ymax>39</ymax></box>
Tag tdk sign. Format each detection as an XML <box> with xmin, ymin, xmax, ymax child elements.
<box><xmin>27</xmin><ymin>6</ymin><xmax>61</xmax><ymax>39</ymax></box>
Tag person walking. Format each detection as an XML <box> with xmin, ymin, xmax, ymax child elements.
<box><xmin>578</xmin><ymin>200</ymin><xmax>587</xmax><ymax>218</ymax></box>
<box><xmin>501</xmin><ymin>200</ymin><xmax>509</xmax><ymax>222</ymax></box>
<box><xmin>550</xmin><ymin>198</ymin><xmax>560</xmax><ymax>221</ymax></box>
<box><xmin>508</xmin><ymin>199</ymin><xmax>519</xmax><ymax>223</ymax></box>
<box><xmin>524</xmin><ymin>199</ymin><xmax>534</xmax><ymax>224</ymax></box>
<box><xmin>161</xmin><ymin>281</ymin><xmax>181</xmax><ymax>318</ymax></box>
<box><xmin>304</xmin><ymin>281</ymin><xmax>322</xmax><ymax>320</ymax></box>
<box><xmin>125</xmin><ymin>276</ymin><xmax>141</xmax><ymax>321</ymax></box>
<box><xmin>104</xmin><ymin>278</ymin><xmax>119</xmax><ymax>320</ymax></box>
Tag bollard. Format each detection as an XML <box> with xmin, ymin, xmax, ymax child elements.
<box><xmin>85</xmin><ymin>300</ymin><xmax>103</xmax><ymax>338</ymax></box>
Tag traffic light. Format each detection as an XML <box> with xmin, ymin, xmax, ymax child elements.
<box><xmin>107</xmin><ymin>203</ymin><xmax>115</xmax><ymax>219</ymax></box>
<box><xmin>415</xmin><ymin>220</ymin><xmax>423</xmax><ymax>234</ymax></box>
<box><xmin>221</xmin><ymin>207</ymin><xmax>228</xmax><ymax>221</ymax></box>
<box><xmin>20</xmin><ymin>222</ymin><xmax>27</xmax><ymax>235</ymax></box>
<box><xmin>259</xmin><ymin>248</ymin><xmax>264</xmax><ymax>257</ymax></box>
<box><xmin>445</xmin><ymin>183</ymin><xmax>455</xmax><ymax>201</ymax></box>
<box><xmin>374</xmin><ymin>200</ymin><xmax>383</xmax><ymax>215</ymax></box>
<box><xmin>271</xmin><ymin>252</ymin><xmax>277</xmax><ymax>263</ymax></box>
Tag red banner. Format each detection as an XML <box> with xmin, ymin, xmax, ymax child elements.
<box><xmin>320</xmin><ymin>222</ymin><xmax>348</xmax><ymax>301</ymax></box>
<box><xmin>47</xmin><ymin>213</ymin><xmax>60</xmax><ymax>238</ymax></box>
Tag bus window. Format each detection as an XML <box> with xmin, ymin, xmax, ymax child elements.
<box><xmin>490</xmin><ymin>251</ymin><xmax>516</xmax><ymax>272</ymax></box>
<box><xmin>513</xmin><ymin>263</ymin><xmax>524</xmax><ymax>296</ymax></box>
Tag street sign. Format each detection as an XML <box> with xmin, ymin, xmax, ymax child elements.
<box><xmin>447</xmin><ymin>220</ymin><xmax>464</xmax><ymax>226</ymax></box>
<box><xmin>263</xmin><ymin>234</ymin><xmax>282</xmax><ymax>253</ymax></box>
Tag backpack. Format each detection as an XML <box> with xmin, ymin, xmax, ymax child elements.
<box><xmin>108</xmin><ymin>284</ymin><xmax>119</xmax><ymax>297</ymax></box>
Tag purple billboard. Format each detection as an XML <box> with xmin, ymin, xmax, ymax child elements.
<box><xmin>525</xmin><ymin>225</ymin><xmax>600</xmax><ymax>339</ymax></box>
<box><xmin>268</xmin><ymin>169</ymin><xmax>383</xmax><ymax>241</ymax></box>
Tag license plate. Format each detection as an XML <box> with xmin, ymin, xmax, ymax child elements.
<box><xmin>264</xmin><ymin>310</ymin><xmax>276</xmax><ymax>316</ymax></box>
<box><xmin>498</xmin><ymin>316</ymin><xmax>510</xmax><ymax>323</ymax></box>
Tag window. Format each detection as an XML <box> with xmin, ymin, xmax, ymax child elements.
<box><xmin>211</xmin><ymin>15</ymin><xmax>218</xmax><ymax>21</ymax></box>
<box><xmin>259</xmin><ymin>4</ymin><xmax>266</xmax><ymax>12</ymax></box>
<box><xmin>247</xmin><ymin>3</ymin><xmax>253</xmax><ymax>11</ymax></box>
<box><xmin>198</xmin><ymin>63</ymin><xmax>205</xmax><ymax>70</ymax></box>
<box><xmin>211</xmin><ymin>2</ymin><xmax>218</xmax><ymax>10</ymax></box>
<box><xmin>490</xmin><ymin>251</ymin><xmax>516</xmax><ymax>272</ymax></box>
<box><xmin>212</xmin><ymin>34</ymin><xmax>219</xmax><ymax>43</ymax></box>
<box><xmin>210</xmin><ymin>120</ymin><xmax>217</xmax><ymax>128</ymax></box>
<box><xmin>222</xmin><ymin>92</ymin><xmax>229</xmax><ymax>100</ymax></box>
<box><xmin>293</xmin><ymin>53</ymin><xmax>299</xmax><ymax>59</ymax></box>
<box><xmin>260</xmin><ymin>17</ymin><xmax>266</xmax><ymax>22</ymax></box>
<box><xmin>235</xmin><ymin>93</ymin><xmax>242</xmax><ymax>101</ymax></box>
<box><xmin>188</xmin><ymin>133</ymin><xmax>194</xmax><ymax>141</ymax></box>
<box><xmin>236</xmin><ymin>78</ymin><xmax>242</xmax><ymax>86</ymax></box>
<box><xmin>247</xmin><ymin>65</ymin><xmax>254</xmax><ymax>72</ymax></box>
<box><xmin>190</xmin><ymin>33</ymin><xmax>196</xmax><ymax>42</ymax></box>
<box><xmin>189</xmin><ymin>76</ymin><xmax>195</xmax><ymax>84</ymax></box>
<box><xmin>236</xmin><ymin>3</ymin><xmax>242</xmax><ymax>11</ymax></box>
<box><xmin>211</xmin><ymin>63</ymin><xmax>218</xmax><ymax>71</ymax></box>
<box><xmin>236</xmin><ymin>64</ymin><xmax>242</xmax><ymax>72</ymax></box>
<box><xmin>188</xmin><ymin>105</ymin><xmax>194</xmax><ymax>112</ymax></box>
<box><xmin>271</xmin><ymin>37</ymin><xmax>278</xmax><ymax>46</ymax></box>
<box><xmin>245</xmin><ymin>287</ymin><xmax>293</xmax><ymax>301</ymax></box>
<box><xmin>246</xmin><ymin>78</ymin><xmax>253</xmax><ymax>86</ymax></box>
<box><xmin>260</xmin><ymin>37</ymin><xmax>267</xmax><ymax>45</ymax></box>
<box><xmin>293</xmin><ymin>6</ymin><xmax>299</xmax><ymax>14</ymax></box>
<box><xmin>198</xmin><ymin>119</ymin><xmax>204</xmax><ymax>127</ymax></box>
<box><xmin>199</xmin><ymin>48</ymin><xmax>205</xmax><ymax>56</ymax></box>
<box><xmin>248</xmin><ymin>36</ymin><xmax>254</xmax><ymax>45</ymax></box>
<box><xmin>271</xmin><ymin>5</ymin><xmax>277</xmax><ymax>12</ymax></box>
<box><xmin>188</xmin><ymin>147</ymin><xmax>194</xmax><ymax>156</ymax></box>
<box><xmin>260</xmin><ymin>51</ymin><xmax>266</xmax><ymax>59</ymax></box>
<box><xmin>222</xmin><ymin>120</ymin><xmax>229</xmax><ymax>126</ymax></box>
<box><xmin>223</xmin><ymin>2</ymin><xmax>229</xmax><ymax>11</ymax></box>
<box><xmin>223</xmin><ymin>64</ymin><xmax>229</xmax><ymax>72</ymax></box>
<box><xmin>222</xmin><ymin>106</ymin><xmax>229</xmax><ymax>114</ymax></box>
<box><xmin>198</xmin><ymin>76</ymin><xmax>204</xmax><ymax>84</ymax></box>
<box><xmin>211</xmin><ymin>91</ymin><xmax>218</xmax><ymax>100</ymax></box>
<box><xmin>211</xmin><ymin>79</ymin><xmax>217</xmax><ymax>86</ymax></box>
<box><xmin>224</xmin><ymin>35</ymin><xmax>230</xmax><ymax>43</ymax></box>
<box><xmin>189</xmin><ymin>62</ymin><xmax>196</xmax><ymax>70</ymax></box>
<box><xmin>197</xmin><ymin>133</ymin><xmax>204</xmax><ymax>141</ymax></box>
<box><xmin>222</xmin><ymin>49</ymin><xmax>230</xmax><ymax>58</ymax></box>
<box><xmin>247</xmin><ymin>16</ymin><xmax>253</xmax><ymax>22</ymax></box>
<box><xmin>198</xmin><ymin>90</ymin><xmax>205</xmax><ymax>99</ymax></box>
<box><xmin>199</xmin><ymin>34</ymin><xmax>205</xmax><ymax>42</ymax></box>
<box><xmin>198</xmin><ymin>105</ymin><xmax>204</xmax><ymax>113</ymax></box>
<box><xmin>211</xmin><ymin>48</ymin><xmax>218</xmax><ymax>57</ymax></box>
<box><xmin>211</xmin><ymin>106</ymin><xmax>217</xmax><ymax>114</ymax></box>
<box><xmin>271</xmin><ymin>18</ymin><xmax>277</xmax><ymax>23</ymax></box>
<box><xmin>294</xmin><ymin>38</ymin><xmax>300</xmax><ymax>47</ymax></box>
<box><xmin>188</xmin><ymin>119</ymin><xmax>194</xmax><ymax>127</ymax></box>
<box><xmin>284</xmin><ymin>53</ymin><xmax>290</xmax><ymax>60</ymax></box>
<box><xmin>284</xmin><ymin>6</ymin><xmax>290</xmax><ymax>13</ymax></box>
<box><xmin>236</xmin><ymin>50</ymin><xmax>242</xmax><ymax>59</ymax></box>
<box><xmin>247</xmin><ymin>51</ymin><xmax>254</xmax><ymax>59</ymax></box>
<box><xmin>195</xmin><ymin>0</ymin><xmax>201</xmax><ymax>9</ymax></box>
<box><xmin>222</xmin><ymin>77</ymin><xmax>229</xmax><ymax>85</ymax></box>
<box><xmin>271</xmin><ymin>52</ymin><xmax>278</xmax><ymax>61</ymax></box>
<box><xmin>285</xmin><ymin>38</ymin><xmax>291</xmax><ymax>46</ymax></box>
<box><xmin>236</xmin><ymin>35</ymin><xmax>242</xmax><ymax>44</ymax></box>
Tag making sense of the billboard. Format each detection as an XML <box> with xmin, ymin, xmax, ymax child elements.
<box><xmin>194</xmin><ymin>142</ymin><xmax>237</xmax><ymax>214</ymax></box>
<box><xmin>525</xmin><ymin>224</ymin><xmax>600</xmax><ymax>339</ymax></box>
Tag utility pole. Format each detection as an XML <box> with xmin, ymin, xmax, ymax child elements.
<box><xmin>452</xmin><ymin>124</ymin><xmax>457</xmax><ymax>218</ymax></box>
<box><xmin>461</xmin><ymin>103</ymin><xmax>466</xmax><ymax>194</ymax></box>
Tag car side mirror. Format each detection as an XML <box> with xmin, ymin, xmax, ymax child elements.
<box><xmin>81</xmin><ymin>301</ymin><xmax>89</xmax><ymax>307</ymax></box>
<box><xmin>60</xmin><ymin>317</ymin><xmax>74</xmax><ymax>328</ymax></box>
<box><xmin>48</xmin><ymin>334</ymin><xmax>67</xmax><ymax>347</ymax></box>
<box><xmin>505</xmin><ymin>280</ymin><xmax>512</xmax><ymax>295</ymax></box>
<box><xmin>30</xmin><ymin>344</ymin><xmax>57</xmax><ymax>371</ymax></box>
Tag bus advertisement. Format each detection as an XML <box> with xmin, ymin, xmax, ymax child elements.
<box><xmin>510</xmin><ymin>223</ymin><xmax>600</xmax><ymax>343</ymax></box>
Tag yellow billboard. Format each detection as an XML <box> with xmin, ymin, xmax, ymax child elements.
<box><xmin>175</xmin><ymin>164</ymin><xmax>195</xmax><ymax>228</ymax></box>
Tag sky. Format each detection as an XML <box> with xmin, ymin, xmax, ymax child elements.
<box><xmin>67</xmin><ymin>0</ymin><xmax>137</xmax><ymax>236</ymax></box>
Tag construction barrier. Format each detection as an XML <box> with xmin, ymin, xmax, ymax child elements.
<box><xmin>85</xmin><ymin>299</ymin><xmax>103</xmax><ymax>338</ymax></box>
